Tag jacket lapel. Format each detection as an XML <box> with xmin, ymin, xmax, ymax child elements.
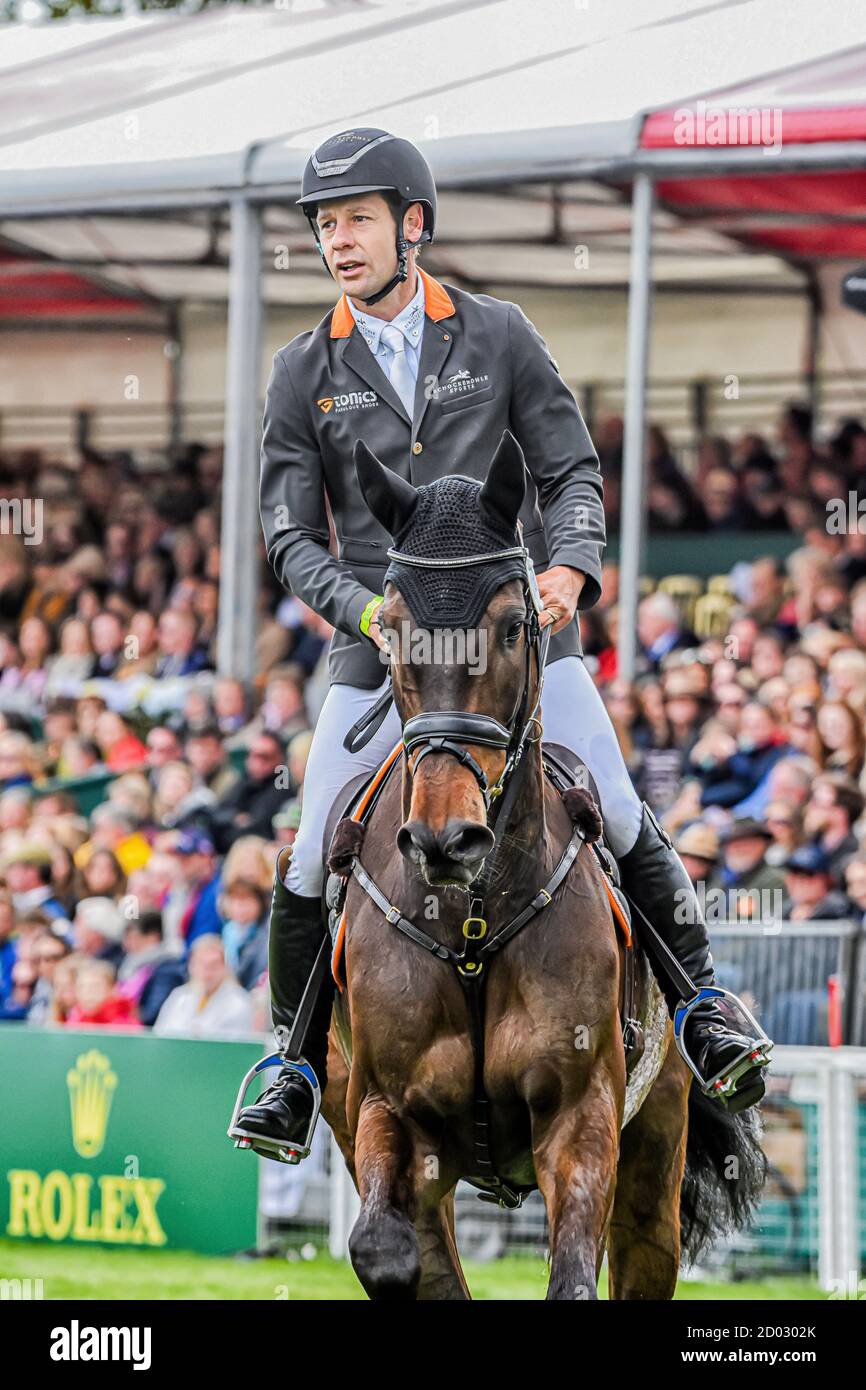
<box><xmin>333</xmin><ymin>268</ymin><xmax>458</xmax><ymax>431</ymax></box>
<box><xmin>340</xmin><ymin>334</ymin><xmax>412</xmax><ymax>427</ymax></box>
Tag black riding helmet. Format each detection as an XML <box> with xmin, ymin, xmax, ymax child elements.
<box><xmin>296</xmin><ymin>128</ymin><xmax>436</xmax><ymax>307</ymax></box>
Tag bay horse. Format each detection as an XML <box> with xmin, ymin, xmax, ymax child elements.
<box><xmin>319</xmin><ymin>432</ymin><xmax>764</xmax><ymax>1300</ymax></box>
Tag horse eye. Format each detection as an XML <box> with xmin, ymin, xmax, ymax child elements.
<box><xmin>505</xmin><ymin>620</ymin><xmax>524</xmax><ymax>644</ymax></box>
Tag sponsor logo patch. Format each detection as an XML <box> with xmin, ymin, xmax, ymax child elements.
<box><xmin>317</xmin><ymin>390</ymin><xmax>379</xmax><ymax>415</ymax></box>
<box><xmin>434</xmin><ymin>370</ymin><xmax>491</xmax><ymax>402</ymax></box>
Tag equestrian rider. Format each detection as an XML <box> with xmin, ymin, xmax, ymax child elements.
<box><xmin>234</xmin><ymin>128</ymin><xmax>771</xmax><ymax>1154</ymax></box>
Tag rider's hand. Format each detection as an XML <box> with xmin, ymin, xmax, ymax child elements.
<box><xmin>536</xmin><ymin>566</ymin><xmax>586</xmax><ymax>634</ymax></box>
<box><xmin>364</xmin><ymin>598</ymin><xmax>390</xmax><ymax>653</ymax></box>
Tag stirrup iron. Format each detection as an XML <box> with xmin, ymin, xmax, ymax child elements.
<box><xmin>227</xmin><ymin>1052</ymin><xmax>322</xmax><ymax>1165</ymax></box>
<box><xmin>674</xmin><ymin>985</ymin><xmax>773</xmax><ymax>1106</ymax></box>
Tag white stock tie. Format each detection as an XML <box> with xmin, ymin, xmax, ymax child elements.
<box><xmin>380</xmin><ymin>323</ymin><xmax>415</xmax><ymax>419</ymax></box>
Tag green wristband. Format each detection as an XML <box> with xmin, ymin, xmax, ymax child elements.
<box><xmin>359</xmin><ymin>595</ymin><xmax>384</xmax><ymax>638</ymax></box>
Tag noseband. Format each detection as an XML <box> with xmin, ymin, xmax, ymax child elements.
<box><xmin>390</xmin><ymin>533</ymin><xmax>550</xmax><ymax>812</ymax></box>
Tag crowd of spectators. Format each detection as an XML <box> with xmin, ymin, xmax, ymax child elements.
<box><xmin>2</xmin><ymin>399</ymin><xmax>866</xmax><ymax>1045</ymax></box>
<box><xmin>597</xmin><ymin>403</ymin><xmax>866</xmax><ymax>535</ymax></box>
<box><xmin>0</xmin><ymin>442</ymin><xmax>328</xmax><ymax>1035</ymax></box>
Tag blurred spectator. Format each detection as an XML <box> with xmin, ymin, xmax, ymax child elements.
<box><xmin>72</xmin><ymin>896</ymin><xmax>126</xmax><ymax>969</ymax></box>
<box><xmin>161</xmin><ymin>830</ymin><xmax>222</xmax><ymax>951</ymax></box>
<box><xmin>697</xmin><ymin>702</ymin><xmax>789</xmax><ymax>813</ymax></box>
<box><xmin>714</xmin><ymin>820</ymin><xmax>786</xmax><ymax>913</ymax></box>
<box><xmin>815</xmin><ymin>700</ymin><xmax>865</xmax><ymax>777</ymax></box>
<box><xmin>79</xmin><ymin>848</ymin><xmax>126</xmax><ymax>903</ymax></box>
<box><xmin>153</xmin><ymin>934</ymin><xmax>254</xmax><ymax>1038</ymax></box>
<box><xmin>764</xmin><ymin>800</ymin><xmax>804</xmax><ymax>868</ymax></box>
<box><xmin>782</xmin><ymin>844</ymin><xmax>850</xmax><ymax>922</ymax></box>
<box><xmin>65</xmin><ymin>958</ymin><xmax>141</xmax><ymax>1029</ymax></box>
<box><xmin>801</xmin><ymin>774</ymin><xmax>864</xmax><ymax>881</ymax></box>
<box><xmin>3</xmin><ymin>844</ymin><xmax>69</xmax><ymax>921</ymax></box>
<box><xmin>116</xmin><ymin>912</ymin><xmax>186</xmax><ymax>1027</ymax></box>
<box><xmin>94</xmin><ymin>711</ymin><xmax>147</xmax><ymax>772</ymax></box>
<box><xmin>209</xmin><ymin>732</ymin><xmax>291</xmax><ymax>853</ymax></box>
<box><xmin>673</xmin><ymin>823</ymin><xmax>720</xmax><ymax>886</ymax></box>
<box><xmin>28</xmin><ymin>931</ymin><xmax>71</xmax><ymax>1025</ymax></box>
<box><xmin>154</xmin><ymin>609</ymin><xmax>210</xmax><ymax>678</ymax></box>
<box><xmin>636</xmin><ymin>594</ymin><xmax>694</xmax><ymax>673</ymax></box>
<box><xmin>184</xmin><ymin>725</ymin><xmax>239</xmax><ymax>800</ymax></box>
<box><xmin>152</xmin><ymin>760</ymin><xmax>216</xmax><ymax>832</ymax></box>
<box><xmin>218</xmin><ymin>878</ymin><xmax>269</xmax><ymax>991</ymax></box>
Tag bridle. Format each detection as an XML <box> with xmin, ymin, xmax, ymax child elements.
<box><xmin>386</xmin><ymin>528</ymin><xmax>552</xmax><ymax>814</ymax></box>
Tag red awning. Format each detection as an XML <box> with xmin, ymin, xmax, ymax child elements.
<box><xmin>0</xmin><ymin>249</ymin><xmax>155</xmax><ymax>323</ymax></box>
<box><xmin>640</xmin><ymin>46</ymin><xmax>866</xmax><ymax>261</ymax></box>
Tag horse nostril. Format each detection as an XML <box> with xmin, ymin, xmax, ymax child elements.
<box><xmin>439</xmin><ymin>821</ymin><xmax>496</xmax><ymax>865</ymax></box>
<box><xmin>397</xmin><ymin>821</ymin><xmax>436</xmax><ymax>865</ymax></box>
<box><xmin>397</xmin><ymin>819</ymin><xmax>494</xmax><ymax>871</ymax></box>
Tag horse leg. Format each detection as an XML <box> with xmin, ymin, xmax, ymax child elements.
<box><xmin>348</xmin><ymin>1093</ymin><xmax>420</xmax><ymax>1300</ymax></box>
<box><xmin>320</xmin><ymin>1034</ymin><xmax>356</xmax><ymax>1182</ymax></box>
<box><xmin>607</xmin><ymin>1038</ymin><xmax>691</xmax><ymax>1300</ymax></box>
<box><xmin>414</xmin><ymin>1189</ymin><xmax>471</xmax><ymax>1301</ymax></box>
<box><xmin>532</xmin><ymin>1069</ymin><xmax>621</xmax><ymax>1301</ymax></box>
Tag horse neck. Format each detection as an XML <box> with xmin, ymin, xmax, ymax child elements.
<box><xmin>485</xmin><ymin>739</ymin><xmax>548</xmax><ymax>920</ymax></box>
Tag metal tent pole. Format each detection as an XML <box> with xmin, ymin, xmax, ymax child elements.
<box><xmin>218</xmin><ymin>194</ymin><xmax>262</xmax><ymax>682</ymax></box>
<box><xmin>617</xmin><ymin>172</ymin><xmax>655</xmax><ymax>683</ymax></box>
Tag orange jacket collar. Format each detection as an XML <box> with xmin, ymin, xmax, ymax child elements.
<box><xmin>330</xmin><ymin>265</ymin><xmax>455</xmax><ymax>338</ymax></box>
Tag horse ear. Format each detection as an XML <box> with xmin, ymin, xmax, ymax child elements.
<box><xmin>354</xmin><ymin>439</ymin><xmax>418</xmax><ymax>538</ymax></box>
<box><xmin>479</xmin><ymin>429</ymin><xmax>526</xmax><ymax>532</ymax></box>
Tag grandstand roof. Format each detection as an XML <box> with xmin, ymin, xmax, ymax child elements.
<box><xmin>3</xmin><ymin>0</ymin><xmax>866</xmax><ymax>316</ymax></box>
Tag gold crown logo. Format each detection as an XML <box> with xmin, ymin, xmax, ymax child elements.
<box><xmin>66</xmin><ymin>1049</ymin><xmax>117</xmax><ymax>1158</ymax></box>
<box><xmin>317</xmin><ymin>397</ymin><xmax>334</xmax><ymax>414</ymax></box>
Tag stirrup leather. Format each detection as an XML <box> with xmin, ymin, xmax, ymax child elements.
<box><xmin>674</xmin><ymin>985</ymin><xmax>773</xmax><ymax>1106</ymax></box>
<box><xmin>227</xmin><ymin>1052</ymin><xmax>322</xmax><ymax>1165</ymax></box>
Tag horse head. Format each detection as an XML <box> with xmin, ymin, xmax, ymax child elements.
<box><xmin>354</xmin><ymin>429</ymin><xmax>543</xmax><ymax>887</ymax></box>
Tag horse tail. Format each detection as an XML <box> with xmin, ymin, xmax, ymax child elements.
<box><xmin>679</xmin><ymin>1085</ymin><xmax>767</xmax><ymax>1266</ymax></box>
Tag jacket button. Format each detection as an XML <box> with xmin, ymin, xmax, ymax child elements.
<box><xmin>412</xmin><ymin>441</ymin><xmax>423</xmax><ymax>455</ymax></box>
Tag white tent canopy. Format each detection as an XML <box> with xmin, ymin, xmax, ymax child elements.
<box><xmin>2</xmin><ymin>0</ymin><xmax>866</xmax><ymax>303</ymax></box>
<box><xmin>4</xmin><ymin>0</ymin><xmax>866</xmax><ymax>679</ymax></box>
<box><xmin>4</xmin><ymin>0</ymin><xmax>866</xmax><ymax>191</ymax></box>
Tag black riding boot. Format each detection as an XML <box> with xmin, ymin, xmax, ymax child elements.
<box><xmin>233</xmin><ymin>849</ymin><xmax>333</xmax><ymax>1152</ymax></box>
<box><xmin>618</xmin><ymin>804</ymin><xmax>771</xmax><ymax>1113</ymax></box>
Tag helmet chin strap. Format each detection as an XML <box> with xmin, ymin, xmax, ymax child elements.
<box><xmin>308</xmin><ymin>214</ymin><xmax>417</xmax><ymax>308</ymax></box>
<box><xmin>357</xmin><ymin>235</ymin><xmax>412</xmax><ymax>307</ymax></box>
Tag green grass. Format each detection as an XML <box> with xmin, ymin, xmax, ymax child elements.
<box><xmin>0</xmin><ymin>1239</ymin><xmax>824</xmax><ymax>1300</ymax></box>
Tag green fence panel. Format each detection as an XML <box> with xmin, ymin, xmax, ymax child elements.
<box><xmin>0</xmin><ymin>1027</ymin><xmax>262</xmax><ymax>1255</ymax></box>
<box><xmin>606</xmin><ymin>530</ymin><xmax>800</xmax><ymax>580</ymax></box>
<box><xmin>32</xmin><ymin>771</ymin><xmax>118</xmax><ymax>818</ymax></box>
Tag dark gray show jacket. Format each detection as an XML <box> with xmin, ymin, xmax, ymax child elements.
<box><xmin>259</xmin><ymin>266</ymin><xmax>606</xmax><ymax>689</ymax></box>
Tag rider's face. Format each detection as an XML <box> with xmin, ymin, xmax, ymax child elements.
<box><xmin>315</xmin><ymin>193</ymin><xmax>421</xmax><ymax>300</ymax></box>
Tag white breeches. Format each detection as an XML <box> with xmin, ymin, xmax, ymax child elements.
<box><xmin>284</xmin><ymin>655</ymin><xmax>643</xmax><ymax>895</ymax></box>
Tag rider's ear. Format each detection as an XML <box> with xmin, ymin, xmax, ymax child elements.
<box><xmin>354</xmin><ymin>439</ymin><xmax>418</xmax><ymax>537</ymax></box>
<box><xmin>479</xmin><ymin>429</ymin><xmax>526</xmax><ymax>532</ymax></box>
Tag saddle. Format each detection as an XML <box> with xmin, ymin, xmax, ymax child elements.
<box><xmin>321</xmin><ymin>740</ymin><xmax>644</xmax><ymax>1070</ymax></box>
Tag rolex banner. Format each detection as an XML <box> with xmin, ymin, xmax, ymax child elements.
<box><xmin>0</xmin><ymin>1027</ymin><xmax>262</xmax><ymax>1254</ymax></box>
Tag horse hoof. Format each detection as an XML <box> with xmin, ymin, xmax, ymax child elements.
<box><xmin>349</xmin><ymin>1206</ymin><xmax>421</xmax><ymax>1300</ymax></box>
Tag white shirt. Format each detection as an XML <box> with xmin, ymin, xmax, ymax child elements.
<box><xmin>346</xmin><ymin>268</ymin><xmax>426</xmax><ymax>391</ymax></box>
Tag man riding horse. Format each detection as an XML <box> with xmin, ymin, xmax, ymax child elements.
<box><xmin>230</xmin><ymin>127</ymin><xmax>771</xmax><ymax>1159</ymax></box>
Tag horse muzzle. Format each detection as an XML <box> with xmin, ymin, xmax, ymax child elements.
<box><xmin>397</xmin><ymin>817</ymin><xmax>496</xmax><ymax>885</ymax></box>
